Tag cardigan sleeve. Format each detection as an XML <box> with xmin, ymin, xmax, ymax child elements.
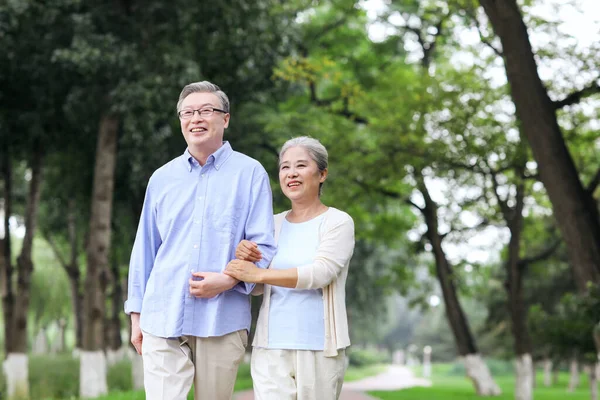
<box><xmin>295</xmin><ymin>214</ymin><xmax>355</xmax><ymax>290</ymax></box>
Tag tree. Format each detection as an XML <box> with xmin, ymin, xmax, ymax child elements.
<box><xmin>0</xmin><ymin>0</ymin><xmax>73</xmax><ymax>396</ymax></box>
<box><xmin>478</xmin><ymin>0</ymin><xmax>600</xmax><ymax>292</ymax></box>
<box><xmin>264</xmin><ymin>1</ymin><xmax>504</xmax><ymax>394</ymax></box>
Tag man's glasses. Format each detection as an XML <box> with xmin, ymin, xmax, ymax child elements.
<box><xmin>178</xmin><ymin>108</ymin><xmax>227</xmax><ymax>119</ymax></box>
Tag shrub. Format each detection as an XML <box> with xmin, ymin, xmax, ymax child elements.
<box><xmin>348</xmin><ymin>349</ymin><xmax>390</xmax><ymax>367</ymax></box>
<box><xmin>0</xmin><ymin>353</ymin><xmax>136</xmax><ymax>399</ymax></box>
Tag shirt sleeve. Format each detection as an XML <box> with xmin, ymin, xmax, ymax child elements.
<box><xmin>124</xmin><ymin>178</ymin><xmax>162</xmax><ymax>314</ymax></box>
<box><xmin>295</xmin><ymin>215</ymin><xmax>355</xmax><ymax>290</ymax></box>
<box><xmin>232</xmin><ymin>168</ymin><xmax>277</xmax><ymax>295</ymax></box>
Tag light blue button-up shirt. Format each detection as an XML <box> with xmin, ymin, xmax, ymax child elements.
<box><xmin>124</xmin><ymin>142</ymin><xmax>276</xmax><ymax>338</ymax></box>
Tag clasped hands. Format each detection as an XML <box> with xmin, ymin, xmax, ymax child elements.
<box><xmin>188</xmin><ymin>240</ymin><xmax>263</xmax><ymax>298</ymax></box>
<box><xmin>224</xmin><ymin>240</ymin><xmax>264</xmax><ymax>283</ymax></box>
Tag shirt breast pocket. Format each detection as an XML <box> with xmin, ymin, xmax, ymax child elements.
<box><xmin>214</xmin><ymin>211</ymin><xmax>241</xmax><ymax>244</ymax></box>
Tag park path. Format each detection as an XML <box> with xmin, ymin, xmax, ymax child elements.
<box><xmin>234</xmin><ymin>365</ymin><xmax>431</xmax><ymax>400</ymax></box>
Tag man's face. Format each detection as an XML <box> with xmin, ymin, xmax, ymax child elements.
<box><xmin>179</xmin><ymin>92</ymin><xmax>230</xmax><ymax>150</ymax></box>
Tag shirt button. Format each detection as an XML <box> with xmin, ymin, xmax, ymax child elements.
<box><xmin>193</xmin><ymin>244</ymin><xmax>198</xmax><ymax>249</ymax></box>
<box><xmin>197</xmin><ymin>196</ymin><xmax>203</xmax><ymax>201</ymax></box>
<box><xmin>194</xmin><ymin>220</ymin><xmax>200</xmax><ymax>224</ymax></box>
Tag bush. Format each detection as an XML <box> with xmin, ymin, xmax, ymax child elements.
<box><xmin>0</xmin><ymin>353</ymin><xmax>136</xmax><ymax>399</ymax></box>
<box><xmin>107</xmin><ymin>359</ymin><xmax>133</xmax><ymax>392</ymax></box>
<box><xmin>30</xmin><ymin>354</ymin><xmax>80</xmax><ymax>399</ymax></box>
<box><xmin>348</xmin><ymin>349</ymin><xmax>391</xmax><ymax>367</ymax></box>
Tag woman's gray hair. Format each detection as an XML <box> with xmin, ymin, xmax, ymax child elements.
<box><xmin>176</xmin><ymin>81</ymin><xmax>230</xmax><ymax>113</ymax></box>
<box><xmin>279</xmin><ymin>136</ymin><xmax>328</xmax><ymax>196</ymax></box>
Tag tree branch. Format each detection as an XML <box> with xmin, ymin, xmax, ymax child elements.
<box><xmin>553</xmin><ymin>78</ymin><xmax>600</xmax><ymax>110</ymax></box>
<box><xmin>307</xmin><ymin>81</ymin><xmax>369</xmax><ymax>124</ymax></box>
<box><xmin>518</xmin><ymin>238</ymin><xmax>562</xmax><ymax>268</ymax></box>
<box><xmin>335</xmin><ymin>109</ymin><xmax>369</xmax><ymax>124</ymax></box>
<box><xmin>441</xmin><ymin>217</ymin><xmax>491</xmax><ymax>240</ymax></box>
<box><xmin>490</xmin><ymin>171</ymin><xmax>511</xmax><ymax>219</ymax></box>
<box><xmin>45</xmin><ymin>234</ymin><xmax>69</xmax><ymax>270</ymax></box>
<box><xmin>353</xmin><ymin>178</ymin><xmax>401</xmax><ymax>198</ymax></box>
<box><xmin>406</xmin><ymin>198</ymin><xmax>424</xmax><ymax>212</ymax></box>
<box><xmin>463</xmin><ymin>7</ymin><xmax>503</xmax><ymax>57</ymax></box>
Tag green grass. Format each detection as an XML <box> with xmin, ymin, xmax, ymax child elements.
<box><xmin>85</xmin><ymin>361</ymin><xmax>384</xmax><ymax>399</ymax></box>
<box><xmin>91</xmin><ymin>363</ymin><xmax>253</xmax><ymax>399</ymax></box>
<box><xmin>369</xmin><ymin>363</ymin><xmax>593</xmax><ymax>400</ymax></box>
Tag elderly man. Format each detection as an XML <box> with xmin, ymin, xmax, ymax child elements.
<box><xmin>124</xmin><ymin>81</ymin><xmax>276</xmax><ymax>400</ymax></box>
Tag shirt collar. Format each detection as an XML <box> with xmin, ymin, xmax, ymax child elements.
<box><xmin>182</xmin><ymin>141</ymin><xmax>234</xmax><ymax>172</ymax></box>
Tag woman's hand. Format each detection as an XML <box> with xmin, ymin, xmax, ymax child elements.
<box><xmin>235</xmin><ymin>240</ymin><xmax>263</xmax><ymax>262</ymax></box>
<box><xmin>225</xmin><ymin>259</ymin><xmax>263</xmax><ymax>283</ymax></box>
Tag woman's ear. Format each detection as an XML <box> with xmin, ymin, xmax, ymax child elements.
<box><xmin>320</xmin><ymin>168</ymin><xmax>328</xmax><ymax>183</ymax></box>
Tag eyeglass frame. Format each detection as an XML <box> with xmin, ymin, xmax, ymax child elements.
<box><xmin>178</xmin><ymin>107</ymin><xmax>228</xmax><ymax>119</ymax></box>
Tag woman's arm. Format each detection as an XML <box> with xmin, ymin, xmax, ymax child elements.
<box><xmin>295</xmin><ymin>215</ymin><xmax>354</xmax><ymax>290</ymax></box>
<box><xmin>225</xmin><ymin>260</ymin><xmax>298</xmax><ymax>288</ymax></box>
<box><xmin>226</xmin><ymin>213</ymin><xmax>355</xmax><ymax>290</ymax></box>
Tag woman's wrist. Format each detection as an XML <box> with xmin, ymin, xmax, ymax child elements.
<box><xmin>256</xmin><ymin>268</ymin><xmax>267</xmax><ymax>284</ymax></box>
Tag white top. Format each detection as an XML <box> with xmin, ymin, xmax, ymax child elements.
<box><xmin>252</xmin><ymin>207</ymin><xmax>355</xmax><ymax>357</ymax></box>
<box><xmin>267</xmin><ymin>215</ymin><xmax>325</xmax><ymax>350</ymax></box>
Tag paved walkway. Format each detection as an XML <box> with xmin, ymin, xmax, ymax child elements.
<box><xmin>234</xmin><ymin>365</ymin><xmax>431</xmax><ymax>400</ymax></box>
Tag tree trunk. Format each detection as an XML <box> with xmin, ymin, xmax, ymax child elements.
<box><xmin>569</xmin><ymin>358</ymin><xmax>580</xmax><ymax>392</ymax></box>
<box><xmin>590</xmin><ymin>364</ymin><xmax>598</xmax><ymax>400</ymax></box>
<box><xmin>2</xmin><ymin>141</ymin><xmax>43</xmax><ymax>400</ymax></box>
<box><xmin>13</xmin><ymin>143</ymin><xmax>44</xmax><ymax>353</ymax></box>
<box><xmin>105</xmin><ymin>258</ymin><xmax>124</xmax><ymax>366</ymax></box>
<box><xmin>46</xmin><ymin>199</ymin><xmax>84</xmax><ymax>350</ymax></box>
<box><xmin>80</xmin><ymin>113</ymin><xmax>119</xmax><ymax>398</ymax></box>
<box><xmin>107</xmin><ymin>259</ymin><xmax>123</xmax><ymax>351</ymax></box>
<box><xmin>1</xmin><ymin>148</ymin><xmax>15</xmax><ymax>355</ymax></box>
<box><xmin>479</xmin><ymin>0</ymin><xmax>600</xmax><ymax>291</ymax></box>
<box><xmin>543</xmin><ymin>358</ymin><xmax>553</xmax><ymax>387</ymax></box>
<box><xmin>502</xmin><ymin>180</ymin><xmax>533</xmax><ymax>400</ymax></box>
<box><xmin>1</xmin><ymin>354</ymin><xmax>28</xmax><ymax>399</ymax></box>
<box><xmin>418</xmin><ymin>177</ymin><xmax>501</xmax><ymax>396</ymax></box>
<box><xmin>515</xmin><ymin>354</ymin><xmax>533</xmax><ymax>400</ymax></box>
<box><xmin>553</xmin><ymin>365</ymin><xmax>560</xmax><ymax>385</ymax></box>
<box><xmin>68</xmin><ymin>264</ymin><xmax>84</xmax><ymax>349</ymax></box>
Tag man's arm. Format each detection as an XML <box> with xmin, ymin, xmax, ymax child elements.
<box><xmin>233</xmin><ymin>168</ymin><xmax>276</xmax><ymax>294</ymax></box>
<box><xmin>124</xmin><ymin>179</ymin><xmax>162</xmax><ymax>313</ymax></box>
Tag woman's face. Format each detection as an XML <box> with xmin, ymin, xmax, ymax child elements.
<box><xmin>279</xmin><ymin>146</ymin><xmax>327</xmax><ymax>202</ymax></box>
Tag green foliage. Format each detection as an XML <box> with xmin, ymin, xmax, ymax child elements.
<box><xmin>28</xmin><ymin>354</ymin><xmax>79</xmax><ymax>399</ymax></box>
<box><xmin>106</xmin><ymin>359</ymin><xmax>132</xmax><ymax>393</ymax></box>
<box><xmin>347</xmin><ymin>348</ymin><xmax>391</xmax><ymax>367</ymax></box>
<box><xmin>529</xmin><ymin>284</ymin><xmax>600</xmax><ymax>364</ymax></box>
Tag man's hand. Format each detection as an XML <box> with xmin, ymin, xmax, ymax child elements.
<box><xmin>189</xmin><ymin>272</ymin><xmax>238</xmax><ymax>298</ymax></box>
<box><xmin>225</xmin><ymin>259</ymin><xmax>263</xmax><ymax>283</ymax></box>
<box><xmin>235</xmin><ymin>240</ymin><xmax>263</xmax><ymax>262</ymax></box>
<box><xmin>130</xmin><ymin>313</ymin><xmax>143</xmax><ymax>355</ymax></box>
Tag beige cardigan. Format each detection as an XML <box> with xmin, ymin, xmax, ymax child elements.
<box><xmin>252</xmin><ymin>207</ymin><xmax>355</xmax><ymax>357</ymax></box>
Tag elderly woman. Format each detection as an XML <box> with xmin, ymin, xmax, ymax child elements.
<box><xmin>225</xmin><ymin>136</ymin><xmax>355</xmax><ymax>400</ymax></box>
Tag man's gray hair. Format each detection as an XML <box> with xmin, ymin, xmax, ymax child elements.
<box><xmin>279</xmin><ymin>136</ymin><xmax>328</xmax><ymax>196</ymax></box>
<box><xmin>176</xmin><ymin>81</ymin><xmax>230</xmax><ymax>113</ymax></box>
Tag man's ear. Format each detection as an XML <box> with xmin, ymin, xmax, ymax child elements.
<box><xmin>223</xmin><ymin>113</ymin><xmax>231</xmax><ymax>128</ymax></box>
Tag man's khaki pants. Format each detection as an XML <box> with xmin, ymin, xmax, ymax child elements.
<box><xmin>251</xmin><ymin>347</ymin><xmax>346</xmax><ymax>400</ymax></box>
<box><xmin>142</xmin><ymin>330</ymin><xmax>247</xmax><ymax>400</ymax></box>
